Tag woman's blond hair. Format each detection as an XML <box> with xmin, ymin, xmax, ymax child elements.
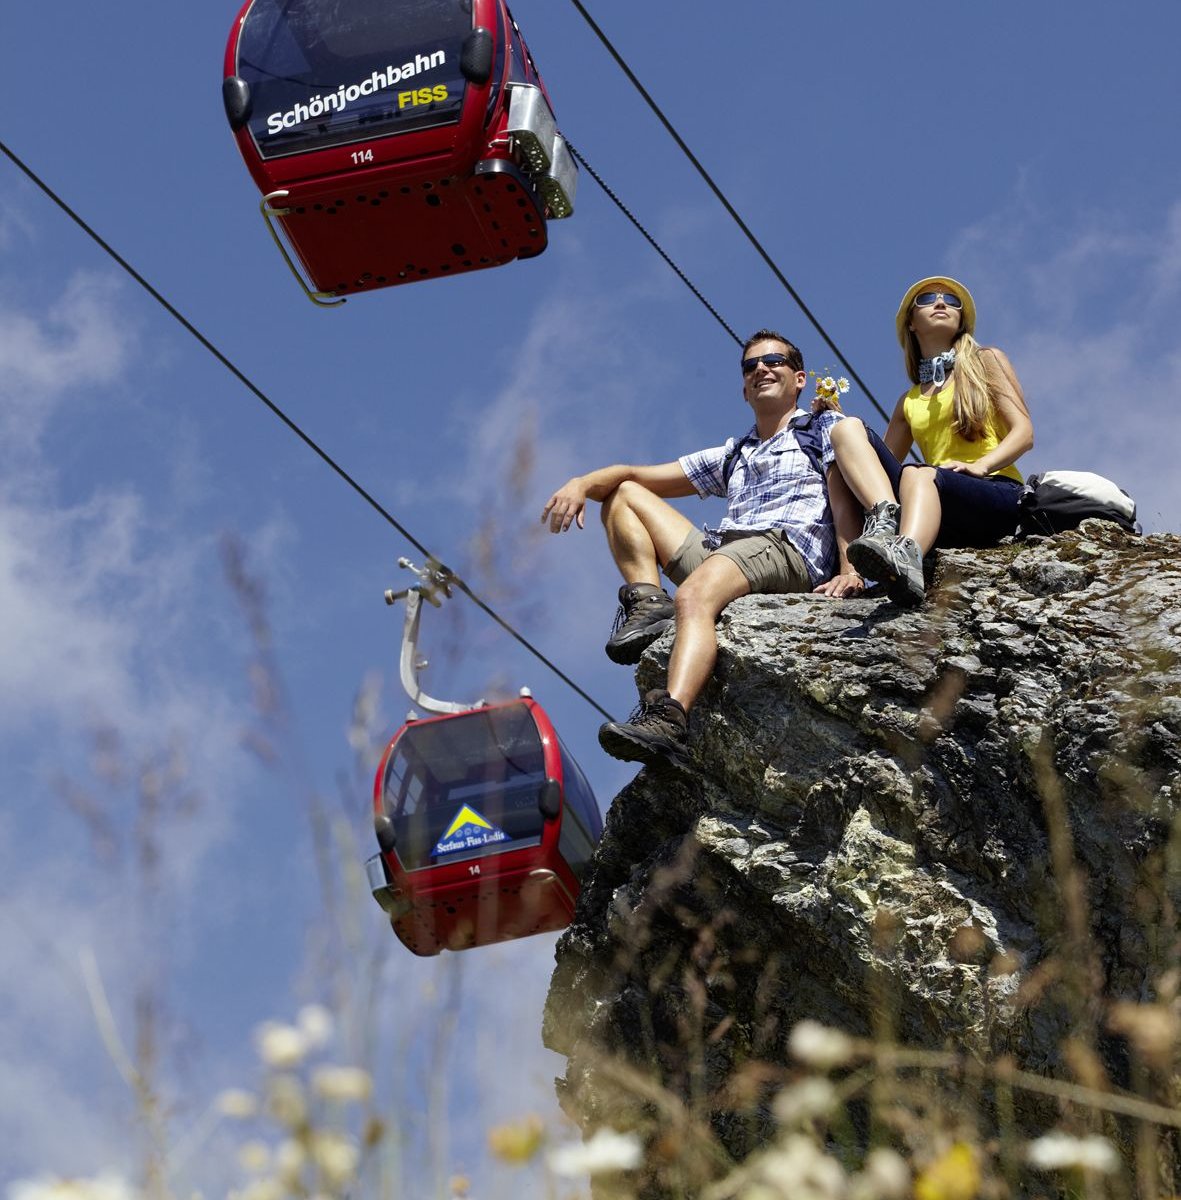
<box><xmin>903</xmin><ymin>326</ymin><xmax>1000</xmax><ymax>442</ymax></box>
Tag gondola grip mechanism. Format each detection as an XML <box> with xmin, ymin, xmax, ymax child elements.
<box><xmin>384</xmin><ymin>557</ymin><xmax>469</xmax><ymax>715</ymax></box>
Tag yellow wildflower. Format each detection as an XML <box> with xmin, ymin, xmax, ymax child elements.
<box><xmin>487</xmin><ymin>1114</ymin><xmax>545</xmax><ymax>1164</ymax></box>
<box><xmin>914</xmin><ymin>1142</ymin><xmax>980</xmax><ymax>1200</ymax></box>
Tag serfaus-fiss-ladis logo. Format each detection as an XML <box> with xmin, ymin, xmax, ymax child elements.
<box><xmin>264</xmin><ymin>50</ymin><xmax>447</xmax><ymax>135</ymax></box>
<box><xmin>433</xmin><ymin>805</ymin><xmax>509</xmax><ymax>857</ymax></box>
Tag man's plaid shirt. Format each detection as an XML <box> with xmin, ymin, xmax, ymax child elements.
<box><xmin>678</xmin><ymin>409</ymin><xmax>844</xmax><ymax>586</ymax></box>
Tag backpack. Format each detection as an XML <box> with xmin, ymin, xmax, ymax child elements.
<box><xmin>721</xmin><ymin>409</ymin><xmax>827</xmax><ymax>490</ymax></box>
<box><xmin>1017</xmin><ymin>469</ymin><xmax>1140</xmax><ymax>537</ymax></box>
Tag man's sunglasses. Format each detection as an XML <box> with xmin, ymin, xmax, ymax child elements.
<box><xmin>913</xmin><ymin>291</ymin><xmax>963</xmax><ymax>309</ymax></box>
<box><xmin>741</xmin><ymin>352</ymin><xmax>796</xmax><ymax>375</ymax></box>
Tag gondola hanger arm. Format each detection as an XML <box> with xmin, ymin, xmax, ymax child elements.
<box><xmin>384</xmin><ymin>558</ymin><xmax>470</xmax><ymax>716</ymax></box>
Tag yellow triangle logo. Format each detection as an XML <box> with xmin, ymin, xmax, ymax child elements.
<box><xmin>442</xmin><ymin>805</ymin><xmax>494</xmax><ymax>840</ymax></box>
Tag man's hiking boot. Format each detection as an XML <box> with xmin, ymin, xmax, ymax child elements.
<box><xmin>598</xmin><ymin>689</ymin><xmax>690</xmax><ymax>768</ymax></box>
<box><xmin>604</xmin><ymin>583</ymin><xmax>675</xmax><ymax>664</ymax></box>
<box><xmin>846</xmin><ymin>501</ymin><xmax>901</xmax><ymax>579</ymax></box>
<box><xmin>849</xmin><ymin>531</ymin><xmax>926</xmax><ymax>607</ymax></box>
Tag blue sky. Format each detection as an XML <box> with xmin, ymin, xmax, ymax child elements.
<box><xmin>2</xmin><ymin>0</ymin><xmax>1180</xmax><ymax>1193</ymax></box>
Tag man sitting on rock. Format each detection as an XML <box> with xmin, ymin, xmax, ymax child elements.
<box><xmin>541</xmin><ymin>329</ymin><xmax>865</xmax><ymax>767</ymax></box>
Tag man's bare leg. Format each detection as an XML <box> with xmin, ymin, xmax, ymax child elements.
<box><xmin>600</xmin><ymin>479</ymin><xmax>696</xmax><ymax>582</ymax></box>
<box><xmin>598</xmin><ymin>481</ymin><xmax>695</xmax><ymax>665</ymax></box>
<box><xmin>598</xmin><ymin>553</ymin><xmax>750</xmax><ymax>767</ymax></box>
<box><xmin>665</xmin><ymin>554</ymin><xmax>750</xmax><ymax>711</ymax></box>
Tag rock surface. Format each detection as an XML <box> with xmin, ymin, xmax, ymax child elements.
<box><xmin>543</xmin><ymin>522</ymin><xmax>1181</xmax><ymax>1188</ymax></box>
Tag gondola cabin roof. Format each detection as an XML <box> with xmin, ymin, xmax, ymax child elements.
<box><xmin>366</xmin><ymin>697</ymin><xmax>601</xmax><ymax>955</ymax></box>
<box><xmin>222</xmin><ymin>0</ymin><xmax>576</xmax><ymax>303</ymax></box>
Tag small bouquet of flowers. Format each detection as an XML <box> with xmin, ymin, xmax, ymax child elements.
<box><xmin>810</xmin><ymin>369</ymin><xmax>850</xmax><ymax>413</ymax></box>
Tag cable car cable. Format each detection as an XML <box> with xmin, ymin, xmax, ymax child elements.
<box><xmin>566</xmin><ymin>142</ymin><xmax>741</xmax><ymax>346</ymax></box>
<box><xmin>564</xmin><ymin>0</ymin><xmax>896</xmax><ymax>430</ymax></box>
<box><xmin>0</xmin><ymin>137</ymin><xmax>615</xmax><ymax>724</ymax></box>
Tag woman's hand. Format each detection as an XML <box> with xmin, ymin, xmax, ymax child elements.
<box><xmin>941</xmin><ymin>459</ymin><xmax>990</xmax><ymax>477</ymax></box>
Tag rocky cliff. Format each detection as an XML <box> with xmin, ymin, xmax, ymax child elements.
<box><xmin>543</xmin><ymin>521</ymin><xmax>1181</xmax><ymax>1194</ymax></box>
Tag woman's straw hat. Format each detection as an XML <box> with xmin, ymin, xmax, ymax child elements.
<box><xmin>895</xmin><ymin>276</ymin><xmax>976</xmax><ymax>345</ymax></box>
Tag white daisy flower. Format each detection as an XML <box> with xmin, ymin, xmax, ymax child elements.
<box><xmin>547</xmin><ymin>1128</ymin><xmax>642</xmax><ymax>1178</ymax></box>
<box><xmin>216</xmin><ymin>1089</ymin><xmax>259</xmax><ymax>1119</ymax></box>
<box><xmin>8</xmin><ymin>1177</ymin><xmax>139</xmax><ymax>1200</ymax></box>
<box><xmin>773</xmin><ymin>1078</ymin><xmax>838</xmax><ymax>1126</ymax></box>
<box><xmin>312</xmin><ymin>1065</ymin><xmax>373</xmax><ymax>1104</ymax></box>
<box><xmin>1026</xmin><ymin>1132</ymin><xmax>1119</xmax><ymax>1173</ymax></box>
<box><xmin>255</xmin><ymin>1022</ymin><xmax>308</xmax><ymax>1070</ymax></box>
<box><xmin>297</xmin><ymin>1005</ymin><xmax>335</xmax><ymax>1049</ymax></box>
<box><xmin>788</xmin><ymin>1020</ymin><xmax>855</xmax><ymax>1069</ymax></box>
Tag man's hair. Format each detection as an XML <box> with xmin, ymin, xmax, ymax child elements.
<box><xmin>741</xmin><ymin>329</ymin><xmax>804</xmax><ymax>372</ymax></box>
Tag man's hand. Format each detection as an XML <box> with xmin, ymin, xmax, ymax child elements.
<box><xmin>541</xmin><ymin>479</ymin><xmax>589</xmax><ymax>532</ymax></box>
<box><xmin>813</xmin><ymin>571</ymin><xmax>865</xmax><ymax>599</ymax></box>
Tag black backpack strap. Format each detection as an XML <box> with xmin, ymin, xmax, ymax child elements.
<box><xmin>788</xmin><ymin>410</ymin><xmax>826</xmax><ymax>479</ymax></box>
<box><xmin>721</xmin><ymin>412</ymin><xmax>828</xmax><ymax>491</ymax></box>
<box><xmin>720</xmin><ymin>440</ymin><xmax>742</xmax><ymax>490</ymax></box>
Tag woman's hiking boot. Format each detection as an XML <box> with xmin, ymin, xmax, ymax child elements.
<box><xmin>605</xmin><ymin>583</ymin><xmax>675</xmax><ymax>664</ymax></box>
<box><xmin>847</xmin><ymin>502</ymin><xmax>926</xmax><ymax>605</ymax></box>
<box><xmin>598</xmin><ymin>689</ymin><xmax>689</xmax><ymax>768</ymax></box>
<box><xmin>847</xmin><ymin>501</ymin><xmax>901</xmax><ymax>571</ymax></box>
<box><xmin>849</xmin><ymin>530</ymin><xmax>926</xmax><ymax>607</ymax></box>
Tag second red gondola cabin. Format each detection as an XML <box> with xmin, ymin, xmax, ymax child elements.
<box><xmin>366</xmin><ymin>697</ymin><xmax>602</xmax><ymax>955</ymax></box>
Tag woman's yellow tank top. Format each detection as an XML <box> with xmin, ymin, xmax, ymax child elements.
<box><xmin>902</xmin><ymin>382</ymin><xmax>1023</xmax><ymax>482</ymax></box>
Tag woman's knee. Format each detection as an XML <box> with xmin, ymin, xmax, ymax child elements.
<box><xmin>900</xmin><ymin>465</ymin><xmax>937</xmax><ymax>496</ymax></box>
<box><xmin>830</xmin><ymin>417</ymin><xmax>867</xmax><ymax>450</ymax></box>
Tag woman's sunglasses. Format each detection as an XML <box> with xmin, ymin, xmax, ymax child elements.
<box><xmin>741</xmin><ymin>352</ymin><xmax>795</xmax><ymax>375</ymax></box>
<box><xmin>913</xmin><ymin>291</ymin><xmax>963</xmax><ymax>309</ymax></box>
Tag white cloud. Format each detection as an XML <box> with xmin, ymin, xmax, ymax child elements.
<box><xmin>0</xmin><ymin>873</ymin><xmax>145</xmax><ymax>1180</ymax></box>
<box><xmin>0</xmin><ymin>195</ymin><xmax>38</xmax><ymax>255</ymax></box>
<box><xmin>0</xmin><ymin>272</ymin><xmax>156</xmax><ymax>739</ymax></box>
<box><xmin>0</xmin><ymin>262</ymin><xmax>620</xmax><ymax>1193</ymax></box>
<box><xmin>0</xmin><ymin>273</ymin><xmax>290</xmax><ymax>1185</ymax></box>
<box><xmin>0</xmin><ymin>273</ymin><xmax>133</xmax><ymax>455</ymax></box>
<box><xmin>948</xmin><ymin>191</ymin><xmax>1181</xmax><ymax>532</ymax></box>
<box><xmin>0</xmin><ymin>490</ymin><xmax>142</xmax><ymax>728</ymax></box>
<box><xmin>1149</xmin><ymin>199</ymin><xmax>1181</xmax><ymax>300</ymax></box>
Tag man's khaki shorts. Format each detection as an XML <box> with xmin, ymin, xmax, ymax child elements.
<box><xmin>664</xmin><ymin>529</ymin><xmax>811</xmax><ymax>594</ymax></box>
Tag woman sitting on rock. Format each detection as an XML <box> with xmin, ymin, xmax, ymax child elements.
<box><xmin>827</xmin><ymin>275</ymin><xmax>1034</xmax><ymax>605</ymax></box>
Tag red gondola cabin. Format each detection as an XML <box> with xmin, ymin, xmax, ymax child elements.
<box><xmin>223</xmin><ymin>0</ymin><xmax>577</xmax><ymax>303</ymax></box>
<box><xmin>365</xmin><ymin>697</ymin><xmax>602</xmax><ymax>955</ymax></box>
